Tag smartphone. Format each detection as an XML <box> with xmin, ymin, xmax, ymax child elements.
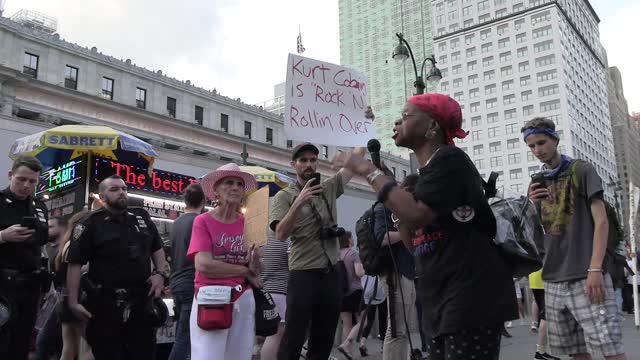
<box><xmin>21</xmin><ymin>216</ymin><xmax>37</xmax><ymax>229</ymax></box>
<box><xmin>311</xmin><ymin>172</ymin><xmax>322</xmax><ymax>185</ymax></box>
<box><xmin>530</xmin><ymin>173</ymin><xmax>547</xmax><ymax>188</ymax></box>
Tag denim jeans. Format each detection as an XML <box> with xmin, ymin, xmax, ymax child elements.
<box><xmin>169</xmin><ymin>290</ymin><xmax>194</xmax><ymax>360</ymax></box>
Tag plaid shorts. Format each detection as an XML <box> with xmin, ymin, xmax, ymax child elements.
<box><xmin>545</xmin><ymin>274</ymin><xmax>625</xmax><ymax>357</ymax></box>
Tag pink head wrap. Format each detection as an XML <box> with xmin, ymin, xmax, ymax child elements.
<box><xmin>407</xmin><ymin>94</ymin><xmax>468</xmax><ymax>145</ymax></box>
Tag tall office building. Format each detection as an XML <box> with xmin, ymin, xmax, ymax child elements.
<box><xmin>431</xmin><ymin>0</ymin><xmax>617</xmax><ymax>200</ymax></box>
<box><xmin>608</xmin><ymin>66</ymin><xmax>639</xmax><ymax>236</ymax></box>
<box><xmin>339</xmin><ymin>0</ymin><xmax>435</xmax><ymax>156</ymax></box>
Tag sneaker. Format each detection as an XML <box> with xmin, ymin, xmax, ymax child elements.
<box><xmin>505</xmin><ymin>321</ymin><xmax>513</xmax><ymax>328</ymax></box>
<box><xmin>530</xmin><ymin>321</ymin><xmax>538</xmax><ymax>332</ymax></box>
<box><xmin>534</xmin><ymin>352</ymin><xmax>561</xmax><ymax>360</ymax></box>
<box><xmin>541</xmin><ymin>353</ymin><xmax>561</xmax><ymax>360</ymax></box>
<box><xmin>500</xmin><ymin>326</ymin><xmax>512</xmax><ymax>338</ymax></box>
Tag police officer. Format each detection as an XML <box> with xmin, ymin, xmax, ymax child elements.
<box><xmin>0</xmin><ymin>155</ymin><xmax>49</xmax><ymax>359</ymax></box>
<box><xmin>66</xmin><ymin>174</ymin><xmax>168</xmax><ymax>360</ymax></box>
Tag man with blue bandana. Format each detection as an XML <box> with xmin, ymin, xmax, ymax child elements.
<box><xmin>523</xmin><ymin>117</ymin><xmax>627</xmax><ymax>360</ymax></box>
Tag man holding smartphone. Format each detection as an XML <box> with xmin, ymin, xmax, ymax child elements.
<box><xmin>0</xmin><ymin>155</ymin><xmax>49</xmax><ymax>359</ymax></box>
<box><xmin>523</xmin><ymin>118</ymin><xmax>627</xmax><ymax>360</ymax></box>
<box><xmin>270</xmin><ymin>142</ymin><xmax>365</xmax><ymax>360</ymax></box>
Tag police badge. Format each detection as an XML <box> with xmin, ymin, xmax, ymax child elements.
<box><xmin>72</xmin><ymin>224</ymin><xmax>85</xmax><ymax>241</ymax></box>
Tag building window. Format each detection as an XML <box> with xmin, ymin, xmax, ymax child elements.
<box><xmin>537</xmin><ymin>69</ymin><xmax>557</xmax><ymax>82</ymax></box>
<box><xmin>478</xmin><ymin>0</ymin><xmax>489</xmax><ymax>11</ymax></box>
<box><xmin>490</xmin><ymin>156</ymin><xmax>503</xmax><ymax>167</ymax></box>
<box><xmin>487</xmin><ymin>112</ymin><xmax>499</xmax><ymax>123</ymax></box>
<box><xmin>166</xmin><ymin>97</ymin><xmax>176</xmax><ymax>117</ymax></box>
<box><xmin>482</xmin><ymin>56</ymin><xmax>494</xmax><ymax>67</ymax></box>
<box><xmin>471</xmin><ymin>102</ymin><xmax>480</xmax><ymax>113</ymax></box>
<box><xmin>505</xmin><ymin>109</ymin><xmax>517</xmax><ymax>119</ymax></box>
<box><xmin>528</xmin><ymin>166</ymin><xmax>540</xmax><ymax>176</ymax></box>
<box><xmin>490</xmin><ymin>141</ymin><xmax>502</xmax><ymax>153</ymax></box>
<box><xmin>520</xmin><ymin>76</ymin><xmax>531</xmax><ymax>86</ymax></box>
<box><xmin>471</xmin><ymin>130</ymin><xmax>482</xmax><ymax>140</ymax></box>
<box><xmin>505</xmin><ymin>122</ymin><xmax>518</xmax><ymax>134</ymax></box>
<box><xmin>23</xmin><ymin>52</ymin><xmax>39</xmax><ymax>78</ymax></box>
<box><xmin>463</xmin><ymin>5</ymin><xmax>472</xmax><ymax>16</ymax></box>
<box><xmin>517</xmin><ymin>47</ymin><xmax>528</xmax><ymax>58</ymax></box>
<box><xmin>499</xmin><ymin>51</ymin><xmax>512</xmax><ymax>63</ymax></box>
<box><xmin>466</xmin><ymin>47</ymin><xmax>477</xmax><ymax>57</ymax></box>
<box><xmin>523</xmin><ymin>105</ymin><xmax>534</xmax><ymax>115</ymax></box>
<box><xmin>534</xmin><ymin>40</ymin><xmax>554</xmax><ymax>53</ymax></box>
<box><xmin>467</xmin><ymin>61</ymin><xmax>477</xmax><ymax>71</ymax></box>
<box><xmin>510</xmin><ymin>169</ymin><xmax>523</xmax><ymax>180</ymax></box>
<box><xmin>511</xmin><ymin>183</ymin><xmax>524</xmax><ymax>193</ymax></box>
<box><xmin>468</xmin><ymin>75</ymin><xmax>478</xmax><ymax>84</ymax></box>
<box><xmin>484</xmin><ymin>70</ymin><xmax>495</xmax><ymax>81</ymax></box>
<box><xmin>136</xmin><ymin>87</ymin><xmax>146</xmax><ymax>109</ymax></box>
<box><xmin>220</xmin><ymin>113</ymin><xmax>229</xmax><ymax>132</ymax></box>
<box><xmin>244</xmin><ymin>121</ymin><xmax>252</xmax><ymax>139</ymax></box>
<box><xmin>502</xmin><ymin>80</ymin><xmax>514</xmax><ymax>91</ymax></box>
<box><xmin>521</xmin><ymin>90</ymin><xmax>532</xmax><ymax>101</ymax></box>
<box><xmin>501</xmin><ymin>66</ymin><xmax>513</xmax><ymax>76</ymax></box>
<box><xmin>508</xmin><ymin>153</ymin><xmax>522</xmax><ymax>164</ymax></box>
<box><xmin>540</xmin><ymin>100</ymin><xmax>560</xmax><ymax>112</ymax></box>
<box><xmin>539</xmin><ymin>84</ymin><xmax>559</xmax><ymax>97</ymax></box>
<box><xmin>486</xmin><ymin>98</ymin><xmax>497</xmax><ymax>109</ymax></box>
<box><xmin>488</xmin><ymin>126</ymin><xmax>499</xmax><ymax>138</ymax></box>
<box><xmin>266</xmin><ymin>128</ymin><xmax>273</xmax><ymax>144</ymax></box>
<box><xmin>516</xmin><ymin>33</ymin><xmax>527</xmax><ymax>43</ymax></box>
<box><xmin>286</xmin><ymin>140</ymin><xmax>293</xmax><ymax>148</ymax></box>
<box><xmin>471</xmin><ymin>116</ymin><xmax>481</xmax><ymax>126</ymax></box>
<box><xmin>518</xmin><ymin>61</ymin><xmax>530</xmax><ymax>72</ymax></box>
<box><xmin>64</xmin><ymin>65</ymin><xmax>78</xmax><ymax>90</ymax></box>
<box><xmin>321</xmin><ymin>145</ymin><xmax>329</xmax><ymax>159</ymax></box>
<box><xmin>507</xmin><ymin>138</ymin><xmax>519</xmax><ymax>149</ymax></box>
<box><xmin>474</xmin><ymin>159</ymin><xmax>485</xmax><ymax>170</ymax></box>
<box><xmin>470</xmin><ymin>88</ymin><xmax>479</xmax><ymax>98</ymax></box>
<box><xmin>498</xmin><ymin>38</ymin><xmax>510</xmax><ymax>49</ymax></box>
<box><xmin>101</xmin><ymin>77</ymin><xmax>114</xmax><ymax>100</ymax></box>
<box><xmin>485</xmin><ymin>84</ymin><xmax>496</xmax><ymax>95</ymax></box>
<box><xmin>474</xmin><ymin>145</ymin><xmax>484</xmax><ymax>155</ymax></box>
<box><xmin>195</xmin><ymin>105</ymin><xmax>204</xmax><ymax>125</ymax></box>
<box><xmin>503</xmin><ymin>94</ymin><xmax>516</xmax><ymax>105</ymax></box>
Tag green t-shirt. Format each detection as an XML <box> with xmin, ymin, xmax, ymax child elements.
<box><xmin>269</xmin><ymin>173</ymin><xmax>344</xmax><ymax>271</ymax></box>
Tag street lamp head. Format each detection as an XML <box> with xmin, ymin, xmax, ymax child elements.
<box><xmin>392</xmin><ymin>42</ymin><xmax>410</xmax><ymax>63</ymax></box>
<box><xmin>427</xmin><ymin>67</ymin><xmax>442</xmax><ymax>84</ymax></box>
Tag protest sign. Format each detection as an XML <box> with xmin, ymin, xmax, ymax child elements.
<box><xmin>243</xmin><ymin>186</ymin><xmax>270</xmax><ymax>249</ymax></box>
<box><xmin>284</xmin><ymin>53</ymin><xmax>375</xmax><ymax>147</ymax></box>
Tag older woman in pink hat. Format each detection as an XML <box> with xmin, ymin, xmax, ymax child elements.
<box><xmin>186</xmin><ymin>163</ymin><xmax>260</xmax><ymax>360</ymax></box>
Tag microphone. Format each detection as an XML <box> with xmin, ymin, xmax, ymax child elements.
<box><xmin>367</xmin><ymin>139</ymin><xmax>382</xmax><ymax>169</ymax></box>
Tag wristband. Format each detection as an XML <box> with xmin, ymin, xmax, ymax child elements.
<box><xmin>587</xmin><ymin>268</ymin><xmax>603</xmax><ymax>273</ymax></box>
<box><xmin>366</xmin><ymin>169</ymin><xmax>385</xmax><ymax>184</ymax></box>
<box><xmin>377</xmin><ymin>181</ymin><xmax>398</xmax><ymax>203</ymax></box>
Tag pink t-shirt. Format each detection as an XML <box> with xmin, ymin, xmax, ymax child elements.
<box><xmin>186</xmin><ymin>213</ymin><xmax>248</xmax><ymax>290</ymax></box>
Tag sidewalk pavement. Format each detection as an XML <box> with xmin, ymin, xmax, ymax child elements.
<box><xmin>324</xmin><ymin>314</ymin><xmax>640</xmax><ymax>360</ymax></box>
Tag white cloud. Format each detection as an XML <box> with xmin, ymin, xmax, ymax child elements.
<box><xmin>4</xmin><ymin>0</ymin><xmax>340</xmax><ymax>106</ymax></box>
<box><xmin>5</xmin><ymin>0</ymin><xmax>635</xmax><ymax>113</ymax></box>
<box><xmin>597</xmin><ymin>2</ymin><xmax>640</xmax><ymax>112</ymax></box>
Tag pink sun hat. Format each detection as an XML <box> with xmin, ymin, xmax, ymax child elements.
<box><xmin>201</xmin><ymin>163</ymin><xmax>258</xmax><ymax>201</ymax></box>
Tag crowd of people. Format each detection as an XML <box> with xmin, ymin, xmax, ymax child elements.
<box><xmin>0</xmin><ymin>92</ymin><xmax>636</xmax><ymax>360</ymax></box>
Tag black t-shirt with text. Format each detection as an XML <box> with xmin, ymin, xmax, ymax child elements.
<box><xmin>66</xmin><ymin>207</ymin><xmax>163</xmax><ymax>288</ymax></box>
<box><xmin>412</xmin><ymin>146</ymin><xmax>518</xmax><ymax>336</ymax></box>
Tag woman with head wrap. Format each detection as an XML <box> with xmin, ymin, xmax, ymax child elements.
<box><xmin>333</xmin><ymin>94</ymin><xmax>518</xmax><ymax>360</ymax></box>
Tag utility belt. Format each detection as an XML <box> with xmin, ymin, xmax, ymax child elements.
<box><xmin>0</xmin><ymin>267</ymin><xmax>51</xmax><ymax>289</ymax></box>
<box><xmin>83</xmin><ymin>280</ymin><xmax>149</xmax><ymax>323</ymax></box>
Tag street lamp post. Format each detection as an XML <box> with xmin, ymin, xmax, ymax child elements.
<box><xmin>391</xmin><ymin>32</ymin><xmax>442</xmax><ymax>95</ymax></box>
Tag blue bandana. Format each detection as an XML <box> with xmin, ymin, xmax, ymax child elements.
<box><xmin>540</xmin><ymin>155</ymin><xmax>573</xmax><ymax>179</ymax></box>
<box><xmin>522</xmin><ymin>128</ymin><xmax>559</xmax><ymax>142</ymax></box>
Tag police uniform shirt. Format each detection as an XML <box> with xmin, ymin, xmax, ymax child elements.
<box><xmin>66</xmin><ymin>207</ymin><xmax>163</xmax><ymax>288</ymax></box>
<box><xmin>0</xmin><ymin>188</ymin><xmax>49</xmax><ymax>271</ymax></box>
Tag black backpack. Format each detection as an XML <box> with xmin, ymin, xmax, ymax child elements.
<box><xmin>356</xmin><ymin>202</ymin><xmax>397</xmax><ymax>276</ymax></box>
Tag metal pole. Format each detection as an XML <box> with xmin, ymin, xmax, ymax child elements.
<box><xmin>84</xmin><ymin>152</ymin><xmax>91</xmax><ymax>208</ymax></box>
<box><xmin>629</xmin><ymin>182</ymin><xmax>639</xmax><ymax>330</ymax></box>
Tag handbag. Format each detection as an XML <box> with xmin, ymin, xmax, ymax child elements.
<box><xmin>253</xmin><ymin>288</ymin><xmax>280</xmax><ymax>337</ymax></box>
<box><xmin>196</xmin><ymin>285</ymin><xmax>243</xmax><ymax>331</ymax></box>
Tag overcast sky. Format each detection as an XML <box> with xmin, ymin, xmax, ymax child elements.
<box><xmin>4</xmin><ymin>0</ymin><xmax>638</xmax><ymax>112</ymax></box>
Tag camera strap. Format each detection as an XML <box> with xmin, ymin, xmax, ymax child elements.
<box><xmin>295</xmin><ymin>183</ymin><xmax>335</xmax><ymax>225</ymax></box>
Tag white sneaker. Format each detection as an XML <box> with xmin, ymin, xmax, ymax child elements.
<box><xmin>505</xmin><ymin>321</ymin><xmax>513</xmax><ymax>328</ymax></box>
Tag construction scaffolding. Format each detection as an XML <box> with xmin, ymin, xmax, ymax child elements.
<box><xmin>10</xmin><ymin>9</ymin><xmax>57</xmax><ymax>34</ymax></box>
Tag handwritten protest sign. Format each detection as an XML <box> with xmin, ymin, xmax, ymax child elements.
<box><xmin>284</xmin><ymin>54</ymin><xmax>375</xmax><ymax>147</ymax></box>
<box><xmin>243</xmin><ymin>186</ymin><xmax>270</xmax><ymax>249</ymax></box>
